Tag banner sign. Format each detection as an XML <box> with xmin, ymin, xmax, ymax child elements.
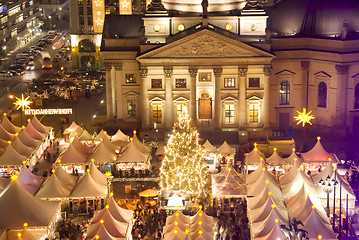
<box><xmin>24</xmin><ymin>108</ymin><xmax>73</xmax><ymax>115</ymax></box>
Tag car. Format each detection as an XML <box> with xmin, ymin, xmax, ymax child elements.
<box><xmin>26</xmin><ymin>61</ymin><xmax>35</xmax><ymax>71</ymax></box>
<box><xmin>0</xmin><ymin>71</ymin><xmax>11</xmax><ymax>79</ymax></box>
<box><xmin>53</xmin><ymin>57</ymin><xmax>60</xmax><ymax>62</ymax></box>
<box><xmin>9</xmin><ymin>70</ymin><xmax>20</xmax><ymax>76</ymax></box>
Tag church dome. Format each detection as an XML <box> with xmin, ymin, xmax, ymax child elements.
<box><xmin>267</xmin><ymin>0</ymin><xmax>359</xmax><ymax>38</ymax></box>
<box><xmin>162</xmin><ymin>0</ymin><xmax>247</xmax><ymax>13</ymax></box>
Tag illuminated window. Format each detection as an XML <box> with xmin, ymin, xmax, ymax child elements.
<box><xmin>249</xmin><ymin>104</ymin><xmax>259</xmax><ymax>122</ymax></box>
<box><xmin>355</xmin><ymin>84</ymin><xmax>359</xmax><ymax>109</ymax></box>
<box><xmin>199</xmin><ymin>72</ymin><xmax>211</xmax><ymax>82</ymax></box>
<box><xmin>318</xmin><ymin>82</ymin><xmax>327</xmax><ymax>108</ymax></box>
<box><xmin>249</xmin><ymin>77</ymin><xmax>260</xmax><ymax>88</ymax></box>
<box><xmin>125</xmin><ymin>74</ymin><xmax>136</xmax><ymax>83</ymax></box>
<box><xmin>127</xmin><ymin>99</ymin><xmax>136</xmax><ymax>117</ymax></box>
<box><xmin>153</xmin><ymin>105</ymin><xmax>162</xmax><ymax>123</ymax></box>
<box><xmin>225</xmin><ymin>23</ymin><xmax>232</xmax><ymax>31</ymax></box>
<box><xmin>279</xmin><ymin>81</ymin><xmax>290</xmax><ymax>105</ymax></box>
<box><xmin>225</xmin><ymin>104</ymin><xmax>234</xmax><ymax>123</ymax></box>
<box><xmin>224</xmin><ymin>78</ymin><xmax>235</xmax><ymax>88</ymax></box>
<box><xmin>176</xmin><ymin>104</ymin><xmax>183</xmax><ymax>117</ymax></box>
<box><xmin>175</xmin><ymin>79</ymin><xmax>186</xmax><ymax>88</ymax></box>
<box><xmin>151</xmin><ymin>79</ymin><xmax>162</xmax><ymax>88</ymax></box>
<box><xmin>177</xmin><ymin>24</ymin><xmax>184</xmax><ymax>31</ymax></box>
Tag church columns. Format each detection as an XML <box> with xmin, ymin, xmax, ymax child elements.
<box><xmin>301</xmin><ymin>61</ymin><xmax>310</xmax><ymax>109</ymax></box>
<box><xmin>335</xmin><ymin>65</ymin><xmax>349</xmax><ymax>128</ymax></box>
<box><xmin>104</xmin><ymin>63</ymin><xmax>113</xmax><ymax>120</ymax></box>
<box><xmin>263</xmin><ymin>66</ymin><xmax>271</xmax><ymax>129</ymax></box>
<box><xmin>140</xmin><ymin>67</ymin><xmax>149</xmax><ymax>129</ymax></box>
<box><xmin>214</xmin><ymin>67</ymin><xmax>223</xmax><ymax>129</ymax></box>
<box><xmin>238</xmin><ymin>66</ymin><xmax>248</xmax><ymax>129</ymax></box>
<box><xmin>164</xmin><ymin>67</ymin><xmax>173</xmax><ymax>128</ymax></box>
<box><xmin>189</xmin><ymin>68</ymin><xmax>198</xmax><ymax>121</ymax></box>
<box><xmin>114</xmin><ymin>63</ymin><xmax>123</xmax><ymax>120</ymax></box>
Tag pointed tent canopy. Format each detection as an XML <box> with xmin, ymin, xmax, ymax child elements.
<box><xmin>117</xmin><ymin>141</ymin><xmax>148</xmax><ymax>163</ymax></box>
<box><xmin>266</xmin><ymin>149</ymin><xmax>284</xmax><ymax>165</ymax></box>
<box><xmin>250</xmin><ymin>203</ymin><xmax>288</xmax><ymax>224</ymax></box>
<box><xmin>89</xmin><ymin>142</ymin><xmax>118</xmax><ymax>164</ymax></box>
<box><xmin>24</xmin><ymin>122</ymin><xmax>45</xmax><ymax>141</ymax></box>
<box><xmin>189</xmin><ymin>210</ymin><xmax>213</xmax><ymax>224</ymax></box>
<box><xmin>246</xmin><ymin>171</ymin><xmax>280</xmax><ymax>197</ymax></box>
<box><xmin>247</xmin><ymin>184</ymin><xmax>283</xmax><ymax>210</ymax></box>
<box><xmin>30</xmin><ymin>115</ymin><xmax>51</xmax><ymax>134</ymax></box>
<box><xmin>202</xmin><ymin>140</ymin><xmax>216</xmax><ymax>153</ymax></box>
<box><xmin>70</xmin><ymin>172</ymin><xmax>107</xmax><ymax>198</ymax></box>
<box><xmin>252</xmin><ymin>208</ymin><xmax>289</xmax><ymax>237</ymax></box>
<box><xmin>58</xmin><ymin>142</ymin><xmax>89</xmax><ymax>164</ymax></box>
<box><xmin>71</xmin><ymin>137</ymin><xmax>91</xmax><ymax>155</ymax></box>
<box><xmin>132</xmin><ymin>133</ymin><xmax>151</xmax><ymax>155</ymax></box>
<box><xmin>284</xmin><ymin>149</ymin><xmax>303</xmax><ymax>164</ymax></box>
<box><xmin>0</xmin><ymin>144</ymin><xmax>28</xmax><ymax>167</ymax></box>
<box><xmin>0</xmin><ymin>179</ymin><xmax>60</xmax><ymax>229</ymax></box>
<box><xmin>0</xmin><ymin>139</ymin><xmax>9</xmax><ymax>150</ymax></box>
<box><xmin>216</xmin><ymin>141</ymin><xmax>235</xmax><ymax>155</ymax></box>
<box><xmin>246</xmin><ymin>161</ymin><xmax>267</xmax><ymax>185</ymax></box>
<box><xmin>87</xmin><ymin>210</ymin><xmax>128</xmax><ymax>238</ymax></box>
<box><xmin>212</xmin><ymin>163</ymin><xmax>244</xmax><ymax>184</ymax></box>
<box><xmin>78</xmin><ymin>130</ymin><xmax>93</xmax><ymax>141</ymax></box>
<box><xmin>101</xmin><ymin>137</ymin><xmax>120</xmax><ymax>154</ymax></box>
<box><xmin>85</xmin><ymin>223</ymin><xmax>118</xmax><ymax>240</ymax></box>
<box><xmin>111</xmin><ymin>129</ymin><xmax>129</xmax><ymax>142</ymax></box>
<box><xmin>106</xmin><ymin>196</ymin><xmax>134</xmax><ymax>223</ymax></box>
<box><xmin>284</xmin><ymin>184</ymin><xmax>321</xmax><ymax>210</ymax></box>
<box><xmin>163</xmin><ymin>227</ymin><xmax>188</xmax><ymax>240</ymax></box>
<box><xmin>245</xmin><ymin>146</ymin><xmax>265</xmax><ymax>165</ymax></box>
<box><xmin>248</xmin><ymin>193</ymin><xmax>287</xmax><ymax>212</ymax></box>
<box><xmin>278</xmin><ymin>161</ymin><xmax>303</xmax><ymax>186</ymax></box>
<box><xmin>9</xmin><ymin>228</ymin><xmax>38</xmax><ymax>240</ymax></box>
<box><xmin>88</xmin><ymin>163</ymin><xmax>108</xmax><ymax>186</ymax></box>
<box><xmin>301</xmin><ymin>208</ymin><xmax>336</xmax><ymax>240</ymax></box>
<box><xmin>302</xmin><ymin>137</ymin><xmax>336</xmax><ymax>163</ymax></box>
<box><xmin>0</xmin><ymin>124</ymin><xmax>15</xmax><ymax>142</ymax></box>
<box><xmin>166</xmin><ymin>210</ymin><xmax>190</xmax><ymax>225</ymax></box>
<box><xmin>94</xmin><ymin>129</ymin><xmax>111</xmax><ymax>141</ymax></box>
<box><xmin>1</xmin><ymin>116</ymin><xmax>21</xmax><ymax>134</ymax></box>
<box><xmin>53</xmin><ymin>164</ymin><xmax>77</xmax><ymax>186</ymax></box>
<box><xmin>280</xmin><ymin>170</ymin><xmax>317</xmax><ymax>198</ymax></box>
<box><xmin>69</xmin><ymin>126</ymin><xmax>84</xmax><ymax>139</ymax></box>
<box><xmin>212</xmin><ymin>175</ymin><xmax>247</xmax><ymax>198</ymax></box>
<box><xmin>63</xmin><ymin>122</ymin><xmax>79</xmax><ymax>135</ymax></box>
<box><xmin>18</xmin><ymin>166</ymin><xmax>44</xmax><ymax>194</ymax></box>
<box><xmin>0</xmin><ymin>178</ymin><xmax>10</xmax><ymax>192</ymax></box>
<box><xmin>18</xmin><ymin>130</ymin><xmax>41</xmax><ymax>149</ymax></box>
<box><xmin>35</xmin><ymin>173</ymin><xmax>75</xmax><ymax>199</ymax></box>
<box><xmin>163</xmin><ymin>220</ymin><xmax>188</xmax><ymax>234</ymax></box>
<box><xmin>11</xmin><ymin>137</ymin><xmax>35</xmax><ymax>157</ymax></box>
<box><xmin>254</xmin><ymin>221</ymin><xmax>286</xmax><ymax>240</ymax></box>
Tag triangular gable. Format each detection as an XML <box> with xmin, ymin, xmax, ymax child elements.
<box><xmin>123</xmin><ymin>90</ymin><xmax>139</xmax><ymax>97</ymax></box>
<box><xmin>275</xmin><ymin>69</ymin><xmax>296</xmax><ymax>75</ymax></box>
<box><xmin>222</xmin><ymin>95</ymin><xmax>238</xmax><ymax>101</ymax></box>
<box><xmin>137</xmin><ymin>29</ymin><xmax>274</xmax><ymax>60</ymax></box>
<box><xmin>149</xmin><ymin>96</ymin><xmax>165</xmax><ymax>102</ymax></box>
<box><xmin>314</xmin><ymin>71</ymin><xmax>332</xmax><ymax>78</ymax></box>
<box><xmin>173</xmin><ymin>96</ymin><xmax>189</xmax><ymax>102</ymax></box>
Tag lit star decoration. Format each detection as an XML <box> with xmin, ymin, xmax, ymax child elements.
<box><xmin>159</xmin><ymin>105</ymin><xmax>210</xmax><ymax>204</ymax></box>
<box><xmin>13</xmin><ymin>94</ymin><xmax>32</xmax><ymax>111</ymax></box>
<box><xmin>92</xmin><ymin>0</ymin><xmax>104</xmax><ymax>33</ymax></box>
<box><xmin>294</xmin><ymin>108</ymin><xmax>315</xmax><ymax>127</ymax></box>
<box><xmin>120</xmin><ymin>0</ymin><xmax>132</xmax><ymax>14</ymax></box>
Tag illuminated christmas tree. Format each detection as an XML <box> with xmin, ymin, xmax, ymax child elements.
<box><xmin>159</xmin><ymin>106</ymin><xmax>210</xmax><ymax>204</ymax></box>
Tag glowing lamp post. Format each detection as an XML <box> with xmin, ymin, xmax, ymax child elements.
<box><xmin>13</xmin><ymin>94</ymin><xmax>32</xmax><ymax>124</ymax></box>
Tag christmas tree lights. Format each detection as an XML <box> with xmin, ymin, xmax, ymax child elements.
<box><xmin>159</xmin><ymin>106</ymin><xmax>210</xmax><ymax>204</ymax></box>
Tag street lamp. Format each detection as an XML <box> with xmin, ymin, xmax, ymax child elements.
<box><xmin>318</xmin><ymin>175</ymin><xmax>337</xmax><ymax>217</ymax></box>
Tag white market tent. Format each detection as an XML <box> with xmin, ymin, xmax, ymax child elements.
<box><xmin>116</xmin><ymin>141</ymin><xmax>148</xmax><ymax>164</ymax></box>
<box><xmin>0</xmin><ymin>178</ymin><xmax>10</xmax><ymax>192</ymax></box>
<box><xmin>89</xmin><ymin>141</ymin><xmax>118</xmax><ymax>164</ymax></box>
<box><xmin>216</xmin><ymin>141</ymin><xmax>235</xmax><ymax>156</ymax></box>
<box><xmin>0</xmin><ymin>179</ymin><xmax>60</xmax><ymax>230</ymax></box>
<box><xmin>24</xmin><ymin>122</ymin><xmax>45</xmax><ymax>141</ymax></box>
<box><xmin>86</xmin><ymin>223</ymin><xmax>120</xmax><ymax>240</ymax></box>
<box><xmin>202</xmin><ymin>140</ymin><xmax>216</xmax><ymax>153</ymax></box>
<box><xmin>1</xmin><ymin>116</ymin><xmax>21</xmax><ymax>134</ymax></box>
<box><xmin>0</xmin><ymin>124</ymin><xmax>15</xmax><ymax>142</ymax></box>
<box><xmin>245</xmin><ymin>145</ymin><xmax>265</xmax><ymax>165</ymax></box>
<box><xmin>70</xmin><ymin>171</ymin><xmax>107</xmax><ymax>198</ymax></box>
<box><xmin>94</xmin><ymin>129</ymin><xmax>111</xmax><ymax>141</ymax></box>
<box><xmin>0</xmin><ymin>144</ymin><xmax>28</xmax><ymax>167</ymax></box>
<box><xmin>63</xmin><ymin>122</ymin><xmax>80</xmax><ymax>135</ymax></box>
<box><xmin>88</xmin><ymin>163</ymin><xmax>108</xmax><ymax>186</ymax></box>
<box><xmin>17</xmin><ymin>166</ymin><xmax>44</xmax><ymax>195</ymax></box>
<box><xmin>18</xmin><ymin>130</ymin><xmax>41</xmax><ymax>149</ymax></box>
<box><xmin>57</xmin><ymin>137</ymin><xmax>91</xmax><ymax>164</ymax></box>
<box><xmin>11</xmin><ymin>137</ymin><xmax>34</xmax><ymax>157</ymax></box>
<box><xmin>212</xmin><ymin>165</ymin><xmax>246</xmax><ymax>198</ymax></box>
<box><xmin>284</xmin><ymin>149</ymin><xmax>303</xmax><ymax>164</ymax></box>
<box><xmin>132</xmin><ymin>134</ymin><xmax>151</xmax><ymax>156</ymax></box>
<box><xmin>111</xmin><ymin>129</ymin><xmax>129</xmax><ymax>142</ymax></box>
<box><xmin>29</xmin><ymin>116</ymin><xmax>52</xmax><ymax>134</ymax></box>
<box><xmin>266</xmin><ymin>148</ymin><xmax>284</xmax><ymax>165</ymax></box>
<box><xmin>302</xmin><ymin>137</ymin><xmax>337</xmax><ymax>163</ymax></box>
<box><xmin>78</xmin><ymin>130</ymin><xmax>93</xmax><ymax>141</ymax></box>
<box><xmin>254</xmin><ymin>221</ymin><xmax>286</xmax><ymax>240</ymax></box>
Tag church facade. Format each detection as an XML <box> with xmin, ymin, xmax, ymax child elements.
<box><xmin>101</xmin><ymin>0</ymin><xmax>359</xmax><ymax>139</ymax></box>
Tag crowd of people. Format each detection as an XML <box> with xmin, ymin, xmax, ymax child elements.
<box><xmin>57</xmin><ymin>219</ymin><xmax>89</xmax><ymax>240</ymax></box>
<box><xmin>131</xmin><ymin>205</ymin><xmax>167</xmax><ymax>240</ymax></box>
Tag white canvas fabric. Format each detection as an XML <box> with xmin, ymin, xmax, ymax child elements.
<box><xmin>202</xmin><ymin>140</ymin><xmax>216</xmax><ymax>153</ymax></box>
<box><xmin>117</xmin><ymin>141</ymin><xmax>148</xmax><ymax>163</ymax></box>
<box><xmin>1</xmin><ymin>116</ymin><xmax>21</xmax><ymax>134</ymax></box>
<box><xmin>216</xmin><ymin>141</ymin><xmax>235</xmax><ymax>155</ymax></box>
<box><xmin>302</xmin><ymin>138</ymin><xmax>335</xmax><ymax>163</ymax></box>
<box><xmin>111</xmin><ymin>129</ymin><xmax>129</xmax><ymax>142</ymax></box>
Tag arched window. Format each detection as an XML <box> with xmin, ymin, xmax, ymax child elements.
<box><xmin>318</xmin><ymin>82</ymin><xmax>327</xmax><ymax>108</ymax></box>
<box><xmin>279</xmin><ymin>81</ymin><xmax>290</xmax><ymax>105</ymax></box>
<box><xmin>355</xmin><ymin>83</ymin><xmax>359</xmax><ymax>109</ymax></box>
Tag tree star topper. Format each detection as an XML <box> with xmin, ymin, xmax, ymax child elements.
<box><xmin>294</xmin><ymin>108</ymin><xmax>315</xmax><ymax>127</ymax></box>
<box><xmin>13</xmin><ymin>94</ymin><xmax>32</xmax><ymax>111</ymax></box>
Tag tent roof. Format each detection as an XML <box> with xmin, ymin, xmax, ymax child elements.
<box><xmin>252</xmin><ymin>208</ymin><xmax>289</xmax><ymax>237</ymax></box>
<box><xmin>0</xmin><ymin>124</ymin><xmax>15</xmax><ymax>142</ymax></box>
<box><xmin>212</xmin><ymin>163</ymin><xmax>244</xmax><ymax>184</ymax></box>
<box><xmin>72</xmin><ymin>137</ymin><xmax>91</xmax><ymax>154</ymax></box>
<box><xmin>24</xmin><ymin>122</ymin><xmax>45</xmax><ymax>141</ymax></box>
<box><xmin>11</xmin><ymin>137</ymin><xmax>34</xmax><ymax>157</ymax></box>
<box><xmin>101</xmin><ymin>137</ymin><xmax>120</xmax><ymax>154</ymax></box>
<box><xmin>284</xmin><ymin>150</ymin><xmax>303</xmax><ymax>164</ymax></box>
<box><xmin>302</xmin><ymin>137</ymin><xmax>336</xmax><ymax>163</ymax></box>
<box><xmin>117</xmin><ymin>141</ymin><xmax>147</xmax><ymax>163</ymax></box>
<box><xmin>1</xmin><ymin>116</ymin><xmax>21</xmax><ymax>134</ymax></box>
<box><xmin>70</xmin><ymin>173</ymin><xmax>106</xmax><ymax>198</ymax></box>
<box><xmin>0</xmin><ymin>144</ymin><xmax>28</xmax><ymax>166</ymax></box>
<box><xmin>216</xmin><ymin>141</ymin><xmax>235</xmax><ymax>155</ymax></box>
<box><xmin>250</xmin><ymin>197</ymin><xmax>288</xmax><ymax>224</ymax></box>
<box><xmin>245</xmin><ymin>146</ymin><xmax>265</xmax><ymax>165</ymax></box>
<box><xmin>279</xmin><ymin>162</ymin><xmax>304</xmax><ymax>186</ymax></box>
<box><xmin>284</xmin><ymin>184</ymin><xmax>321</xmax><ymax>210</ymax></box>
<box><xmin>88</xmin><ymin>209</ymin><xmax>128</xmax><ymax>238</ymax></box>
<box><xmin>18</xmin><ymin>167</ymin><xmax>43</xmax><ymax>195</ymax></box>
<box><xmin>288</xmin><ymin>194</ymin><xmax>328</xmax><ymax>223</ymax></box>
<box><xmin>246</xmin><ymin>162</ymin><xmax>266</xmax><ymax>185</ymax></box>
<box><xmin>132</xmin><ymin>134</ymin><xmax>150</xmax><ymax>155</ymax></box>
<box><xmin>0</xmin><ymin>180</ymin><xmax>60</xmax><ymax>229</ymax></box>
<box><xmin>30</xmin><ymin>116</ymin><xmax>51</xmax><ymax>134</ymax></box>
<box><xmin>301</xmin><ymin>208</ymin><xmax>336</xmax><ymax>239</ymax></box>
<box><xmin>111</xmin><ymin>129</ymin><xmax>129</xmax><ymax>142</ymax></box>
<box><xmin>202</xmin><ymin>140</ymin><xmax>216</xmax><ymax>153</ymax></box>
<box><xmin>88</xmin><ymin>163</ymin><xmax>108</xmax><ymax>186</ymax></box>
<box><xmin>58</xmin><ymin>140</ymin><xmax>90</xmax><ymax>164</ymax></box>
<box><xmin>189</xmin><ymin>210</ymin><xmax>213</xmax><ymax>224</ymax></box>
<box><xmin>78</xmin><ymin>130</ymin><xmax>93</xmax><ymax>141</ymax></box>
<box><xmin>53</xmin><ymin>165</ymin><xmax>78</xmax><ymax>186</ymax></box>
<box><xmin>35</xmin><ymin>173</ymin><xmax>74</xmax><ymax>198</ymax></box>
<box><xmin>163</xmin><ymin>220</ymin><xmax>189</xmax><ymax>234</ymax></box>
<box><xmin>212</xmin><ymin>169</ymin><xmax>247</xmax><ymax>198</ymax></box>
<box><xmin>18</xmin><ymin>130</ymin><xmax>40</xmax><ymax>149</ymax></box>
<box><xmin>254</xmin><ymin>222</ymin><xmax>286</xmax><ymax>240</ymax></box>
<box><xmin>106</xmin><ymin>197</ymin><xmax>133</xmax><ymax>223</ymax></box>
<box><xmin>86</xmin><ymin>222</ymin><xmax>118</xmax><ymax>240</ymax></box>
<box><xmin>266</xmin><ymin>150</ymin><xmax>284</xmax><ymax>165</ymax></box>
<box><xmin>63</xmin><ymin>122</ymin><xmax>79</xmax><ymax>135</ymax></box>
<box><xmin>247</xmin><ymin>185</ymin><xmax>283</xmax><ymax>210</ymax></box>
<box><xmin>94</xmin><ymin>129</ymin><xmax>111</xmax><ymax>141</ymax></box>
<box><xmin>89</xmin><ymin>142</ymin><xmax>118</xmax><ymax>164</ymax></box>
<box><xmin>0</xmin><ymin>139</ymin><xmax>9</xmax><ymax>150</ymax></box>
<box><xmin>69</xmin><ymin>126</ymin><xmax>84</xmax><ymax>139</ymax></box>
<box><xmin>166</xmin><ymin>210</ymin><xmax>190</xmax><ymax>225</ymax></box>
<box><xmin>0</xmin><ymin>178</ymin><xmax>10</xmax><ymax>193</ymax></box>
<box><xmin>163</xmin><ymin>227</ymin><xmax>188</xmax><ymax>240</ymax></box>
<box><xmin>246</xmin><ymin>171</ymin><xmax>280</xmax><ymax>197</ymax></box>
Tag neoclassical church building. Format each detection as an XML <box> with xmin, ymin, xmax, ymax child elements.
<box><xmin>100</xmin><ymin>0</ymin><xmax>359</xmax><ymax>139</ymax></box>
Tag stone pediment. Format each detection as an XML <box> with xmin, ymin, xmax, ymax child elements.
<box><xmin>138</xmin><ymin>29</ymin><xmax>273</xmax><ymax>59</ymax></box>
